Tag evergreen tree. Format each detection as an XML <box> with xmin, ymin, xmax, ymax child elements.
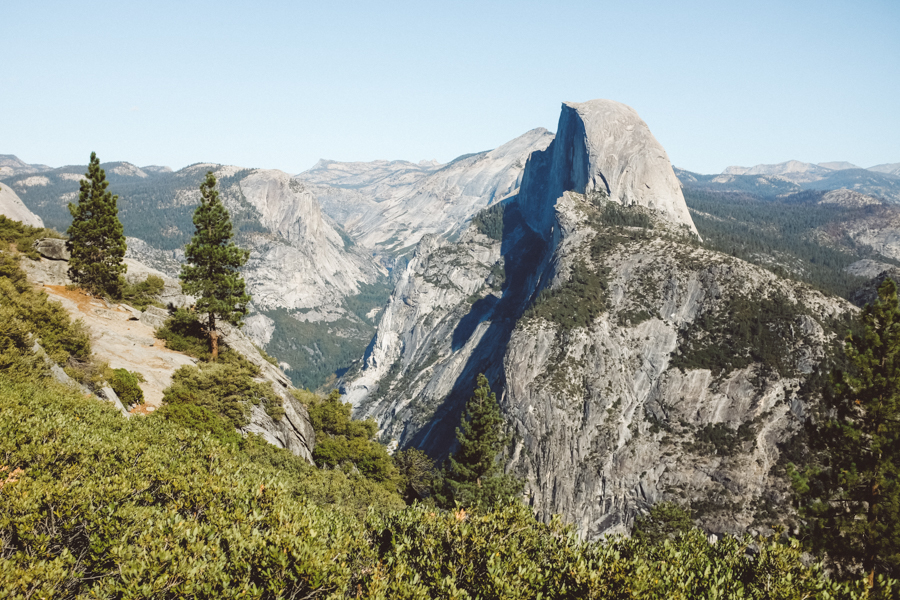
<box><xmin>441</xmin><ymin>374</ymin><xmax>523</xmax><ymax>509</ymax></box>
<box><xmin>791</xmin><ymin>278</ymin><xmax>900</xmax><ymax>586</ymax></box>
<box><xmin>632</xmin><ymin>502</ymin><xmax>694</xmax><ymax>546</ymax></box>
<box><xmin>179</xmin><ymin>172</ymin><xmax>250</xmax><ymax>360</ymax></box>
<box><xmin>66</xmin><ymin>152</ymin><xmax>127</xmax><ymax>297</ymax></box>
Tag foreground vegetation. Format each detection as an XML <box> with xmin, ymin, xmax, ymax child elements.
<box><xmin>2</xmin><ymin>375</ymin><xmax>894</xmax><ymax>599</ymax></box>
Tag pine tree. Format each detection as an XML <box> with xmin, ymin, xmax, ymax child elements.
<box><xmin>441</xmin><ymin>373</ymin><xmax>523</xmax><ymax>509</ymax></box>
<box><xmin>179</xmin><ymin>171</ymin><xmax>250</xmax><ymax>360</ymax></box>
<box><xmin>66</xmin><ymin>152</ymin><xmax>127</xmax><ymax>297</ymax></box>
<box><xmin>791</xmin><ymin>278</ymin><xmax>900</xmax><ymax>586</ymax></box>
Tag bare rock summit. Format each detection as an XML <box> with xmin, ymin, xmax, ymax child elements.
<box><xmin>519</xmin><ymin>99</ymin><xmax>697</xmax><ymax>236</ymax></box>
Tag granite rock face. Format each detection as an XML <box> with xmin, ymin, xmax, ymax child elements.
<box><xmin>518</xmin><ymin>100</ymin><xmax>697</xmax><ymax>237</ymax></box>
<box><xmin>344</xmin><ymin>100</ymin><xmax>851</xmax><ymax>538</ymax></box>
<box><xmin>297</xmin><ymin>128</ymin><xmax>555</xmax><ymax>252</ymax></box>
<box><xmin>0</xmin><ymin>182</ymin><xmax>44</xmax><ymax>227</ymax></box>
<box><xmin>33</xmin><ymin>238</ymin><xmax>69</xmax><ymax>260</ymax></box>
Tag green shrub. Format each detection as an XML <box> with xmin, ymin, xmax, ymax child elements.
<box><xmin>163</xmin><ymin>360</ymin><xmax>281</xmax><ymax>428</ymax></box>
<box><xmin>0</xmin><ymin>251</ymin><xmax>91</xmax><ymax>365</ymax></box>
<box><xmin>121</xmin><ymin>274</ymin><xmax>165</xmax><ymax>310</ymax></box>
<box><xmin>0</xmin><ymin>214</ymin><xmax>64</xmax><ymax>259</ymax></box>
<box><xmin>0</xmin><ymin>374</ymin><xmax>895</xmax><ymax>598</ymax></box>
<box><xmin>155</xmin><ymin>307</ymin><xmax>211</xmax><ymax>358</ymax></box>
<box><xmin>108</xmin><ymin>368</ymin><xmax>145</xmax><ymax>406</ymax></box>
<box><xmin>153</xmin><ymin>402</ymin><xmax>242</xmax><ymax>448</ymax></box>
<box><xmin>632</xmin><ymin>501</ymin><xmax>694</xmax><ymax>545</ymax></box>
<box><xmin>0</xmin><ymin>375</ymin><xmax>369</xmax><ymax>599</ymax></box>
<box><xmin>298</xmin><ymin>389</ymin><xmax>399</xmax><ymax>487</ymax></box>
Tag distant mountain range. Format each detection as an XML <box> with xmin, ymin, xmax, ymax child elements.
<box><xmin>675</xmin><ymin>160</ymin><xmax>900</xmax><ymax>202</ymax></box>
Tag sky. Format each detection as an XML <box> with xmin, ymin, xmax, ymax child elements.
<box><xmin>2</xmin><ymin>0</ymin><xmax>898</xmax><ymax>175</ymax></box>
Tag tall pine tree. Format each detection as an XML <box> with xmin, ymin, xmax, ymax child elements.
<box><xmin>792</xmin><ymin>278</ymin><xmax>900</xmax><ymax>587</ymax></box>
<box><xmin>66</xmin><ymin>152</ymin><xmax>127</xmax><ymax>297</ymax></box>
<box><xmin>179</xmin><ymin>171</ymin><xmax>250</xmax><ymax>360</ymax></box>
<box><xmin>441</xmin><ymin>374</ymin><xmax>523</xmax><ymax>509</ymax></box>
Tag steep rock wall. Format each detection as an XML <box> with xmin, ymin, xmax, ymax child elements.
<box><xmin>344</xmin><ymin>99</ymin><xmax>850</xmax><ymax>537</ymax></box>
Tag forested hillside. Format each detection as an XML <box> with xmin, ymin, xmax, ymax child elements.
<box><xmin>684</xmin><ymin>187</ymin><xmax>900</xmax><ymax>299</ymax></box>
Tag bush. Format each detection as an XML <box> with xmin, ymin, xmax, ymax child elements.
<box><xmin>0</xmin><ymin>375</ymin><xmax>369</xmax><ymax>599</ymax></box>
<box><xmin>155</xmin><ymin>307</ymin><xmax>211</xmax><ymax>358</ymax></box>
<box><xmin>108</xmin><ymin>368</ymin><xmax>145</xmax><ymax>407</ymax></box>
<box><xmin>632</xmin><ymin>501</ymin><xmax>694</xmax><ymax>545</ymax></box>
<box><xmin>153</xmin><ymin>402</ymin><xmax>242</xmax><ymax>448</ymax></box>
<box><xmin>0</xmin><ymin>251</ymin><xmax>91</xmax><ymax>366</ymax></box>
<box><xmin>1</xmin><ymin>374</ymin><xmax>895</xmax><ymax>598</ymax></box>
<box><xmin>163</xmin><ymin>360</ymin><xmax>281</xmax><ymax>428</ymax></box>
<box><xmin>121</xmin><ymin>274</ymin><xmax>165</xmax><ymax>310</ymax></box>
<box><xmin>298</xmin><ymin>389</ymin><xmax>399</xmax><ymax>487</ymax></box>
<box><xmin>0</xmin><ymin>214</ymin><xmax>64</xmax><ymax>259</ymax></box>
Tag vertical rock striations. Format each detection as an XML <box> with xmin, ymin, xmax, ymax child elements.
<box><xmin>344</xmin><ymin>99</ymin><xmax>850</xmax><ymax>538</ymax></box>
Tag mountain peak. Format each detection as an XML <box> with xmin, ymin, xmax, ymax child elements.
<box><xmin>519</xmin><ymin>99</ymin><xmax>697</xmax><ymax>235</ymax></box>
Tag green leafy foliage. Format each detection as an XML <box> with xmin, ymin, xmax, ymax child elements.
<box><xmin>365</xmin><ymin>502</ymin><xmax>895</xmax><ymax>599</ymax></box>
<box><xmin>155</xmin><ymin>308</ymin><xmax>284</xmax><ymax>429</ymax></box>
<box><xmin>108</xmin><ymin>368</ymin><xmax>145</xmax><ymax>407</ymax></box>
<box><xmin>633</xmin><ymin>501</ymin><xmax>694</xmax><ymax>545</ymax></box>
<box><xmin>791</xmin><ymin>278</ymin><xmax>900</xmax><ymax>583</ymax></box>
<box><xmin>1</xmin><ymin>374</ymin><xmax>895</xmax><ymax>597</ymax></box>
<box><xmin>0</xmin><ymin>375</ymin><xmax>373</xmax><ymax>598</ymax></box>
<box><xmin>0</xmin><ymin>214</ymin><xmax>64</xmax><ymax>259</ymax></box>
<box><xmin>0</xmin><ymin>251</ymin><xmax>91</xmax><ymax>367</ymax></box>
<box><xmin>66</xmin><ymin>152</ymin><xmax>127</xmax><ymax>298</ymax></box>
<box><xmin>153</xmin><ymin>402</ymin><xmax>243</xmax><ymax>448</ymax></box>
<box><xmin>394</xmin><ymin>447</ymin><xmax>437</xmax><ymax>503</ymax></box>
<box><xmin>440</xmin><ymin>374</ymin><xmax>523</xmax><ymax>509</ymax></box>
<box><xmin>163</xmin><ymin>359</ymin><xmax>281</xmax><ymax>429</ymax></box>
<box><xmin>155</xmin><ymin>307</ymin><xmax>211</xmax><ymax>358</ymax></box>
<box><xmin>179</xmin><ymin>171</ymin><xmax>250</xmax><ymax>359</ymax></box>
<box><xmin>298</xmin><ymin>389</ymin><xmax>399</xmax><ymax>488</ymax></box>
<box><xmin>120</xmin><ymin>274</ymin><xmax>165</xmax><ymax>310</ymax></box>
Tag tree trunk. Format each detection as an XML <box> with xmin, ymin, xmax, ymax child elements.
<box><xmin>209</xmin><ymin>313</ymin><xmax>218</xmax><ymax>361</ymax></box>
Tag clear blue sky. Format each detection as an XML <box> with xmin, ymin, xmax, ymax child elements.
<box><xmin>2</xmin><ymin>0</ymin><xmax>898</xmax><ymax>174</ymax></box>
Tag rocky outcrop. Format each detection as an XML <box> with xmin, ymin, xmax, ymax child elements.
<box><xmin>219</xmin><ymin>321</ymin><xmax>315</xmax><ymax>463</ymax></box>
<box><xmin>0</xmin><ymin>183</ymin><xmax>44</xmax><ymax>227</ymax></box>
<box><xmin>345</xmin><ymin>99</ymin><xmax>851</xmax><ymax>539</ymax></box>
<box><xmin>20</xmin><ymin>245</ymin><xmax>316</xmax><ymax>463</ymax></box>
<box><xmin>33</xmin><ymin>238</ymin><xmax>69</xmax><ymax>260</ymax></box>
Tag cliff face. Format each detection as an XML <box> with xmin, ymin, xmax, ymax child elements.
<box><xmin>344</xmin><ymin>99</ymin><xmax>851</xmax><ymax>537</ymax></box>
<box><xmin>517</xmin><ymin>101</ymin><xmax>697</xmax><ymax>237</ymax></box>
<box><xmin>297</xmin><ymin>128</ymin><xmax>555</xmax><ymax>252</ymax></box>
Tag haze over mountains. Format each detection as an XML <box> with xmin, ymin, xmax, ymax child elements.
<box><xmin>2</xmin><ymin>100</ymin><xmax>900</xmax><ymax>538</ymax></box>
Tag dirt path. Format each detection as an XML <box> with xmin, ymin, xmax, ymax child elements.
<box><xmin>41</xmin><ymin>284</ymin><xmax>196</xmax><ymax>410</ymax></box>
